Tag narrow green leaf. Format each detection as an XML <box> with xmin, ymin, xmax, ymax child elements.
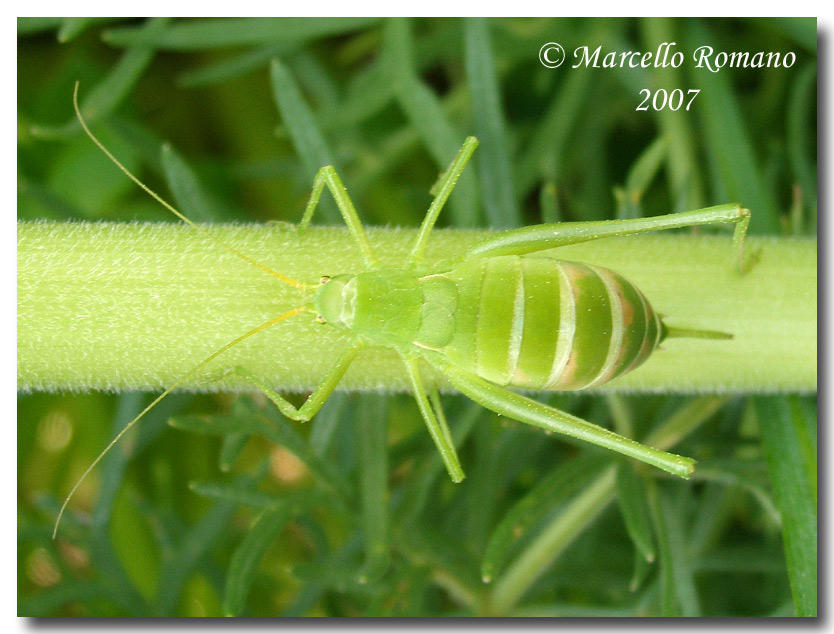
<box><xmin>756</xmin><ymin>396</ymin><xmax>817</xmax><ymax>616</ymax></box>
<box><xmin>787</xmin><ymin>64</ymin><xmax>817</xmax><ymax>223</ymax></box>
<box><xmin>31</xmin><ymin>18</ymin><xmax>171</xmax><ymax>140</ymax></box>
<box><xmin>396</xmin><ymin>398</ymin><xmax>482</xmax><ymax>527</ymax></box>
<box><xmin>223</xmin><ymin>504</ymin><xmax>294</xmax><ymax>616</ymax></box>
<box><xmin>662</xmin><ymin>488</ymin><xmax>701</xmax><ymax>616</ymax></box>
<box><xmin>393</xmin><ymin>77</ymin><xmax>480</xmax><ymax>227</ymax></box>
<box><xmin>646</xmin><ymin>483</ymin><xmax>678</xmax><ymax>616</ymax></box>
<box><xmin>489</xmin><ymin>467</ymin><xmax>617</xmax><ymax>615</ymax></box>
<box><xmin>161</xmin><ymin>144</ymin><xmax>227</xmax><ymax>222</ymax></box>
<box><xmin>684</xmin><ymin>20</ymin><xmax>781</xmax><ymax>233</ymax></box>
<box><xmin>383</xmin><ymin>18</ymin><xmax>480</xmax><ymax>227</ymax></box>
<box><xmin>291</xmin><ymin>53</ymin><xmax>341</xmax><ymax>110</ymax></box>
<box><xmin>259</xmin><ymin>403</ymin><xmax>352</xmax><ymax>498</ymax></box>
<box><xmin>219</xmin><ymin>432</ymin><xmax>249</xmax><ymax>471</ymax></box>
<box><xmin>323</xmin><ymin>64</ymin><xmax>395</xmax><ymax>131</ymax></box>
<box><xmin>481</xmin><ymin>455</ymin><xmax>606</xmax><ymax>583</ymax></box>
<box><xmin>356</xmin><ymin>394</ymin><xmax>390</xmax><ymax>583</ymax></box>
<box><xmin>56</xmin><ymin>17</ymin><xmax>109</xmax><ymax>42</ymax></box>
<box><xmin>155</xmin><ymin>495</ymin><xmax>239</xmax><ymax>615</ymax></box>
<box><xmin>516</xmin><ymin>68</ymin><xmax>593</xmax><ymax>195</ymax></box>
<box><xmin>269</xmin><ymin>58</ymin><xmax>340</xmax><ymax>223</ymax></box>
<box><xmin>104</xmin><ymin>17</ymin><xmax>382</xmax><ymax>50</ymax></box>
<box><xmin>624</xmin><ymin>136</ymin><xmax>668</xmax><ymax>195</ymax></box>
<box><xmin>189</xmin><ymin>480</ymin><xmax>279</xmax><ymax>509</ymax></box>
<box><xmin>309</xmin><ymin>392</ymin><xmax>348</xmax><ymax>458</ymax></box>
<box><xmin>641</xmin><ymin>16</ymin><xmax>706</xmax><ymax>210</ymax></box>
<box><xmin>171</xmin><ymin>399</ymin><xmax>350</xmax><ymax>498</ymax></box>
<box><xmin>179</xmin><ymin>46</ymin><xmax>282</xmax><ymax>88</ymax></box>
<box><xmin>169</xmin><ymin>412</ymin><xmax>263</xmax><ymax>437</ymax></box>
<box><xmin>750</xmin><ymin>17</ymin><xmax>817</xmax><ymax>52</ymax></box>
<box><xmin>538</xmin><ymin>181</ymin><xmax>561</xmax><ymax>224</ymax></box>
<box><xmin>464</xmin><ymin>17</ymin><xmax>520</xmax><ymax>228</ymax></box>
<box><xmin>17</xmin><ymin>17</ymin><xmax>63</xmax><ymax>35</ymax></box>
<box><xmin>615</xmin><ymin>462</ymin><xmax>656</xmax><ymax>563</ymax></box>
<box><xmin>89</xmin><ymin>394</ymin><xmax>147</xmax><ymax>533</ymax></box>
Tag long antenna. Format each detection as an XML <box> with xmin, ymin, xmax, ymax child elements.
<box><xmin>53</xmin><ymin>307</ymin><xmax>308</xmax><ymax>538</ymax></box>
<box><xmin>73</xmin><ymin>81</ymin><xmax>307</xmax><ymax>290</ymax></box>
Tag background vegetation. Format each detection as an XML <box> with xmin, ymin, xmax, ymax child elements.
<box><xmin>18</xmin><ymin>17</ymin><xmax>816</xmax><ymax>616</ymax></box>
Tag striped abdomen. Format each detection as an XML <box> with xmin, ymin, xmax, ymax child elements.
<box><xmin>437</xmin><ymin>255</ymin><xmax>664</xmax><ymax>391</ymax></box>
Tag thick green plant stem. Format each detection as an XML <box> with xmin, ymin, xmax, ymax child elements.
<box><xmin>18</xmin><ymin>221</ymin><xmax>816</xmax><ymax>394</ymax></box>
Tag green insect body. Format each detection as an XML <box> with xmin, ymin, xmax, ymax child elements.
<box><xmin>56</xmin><ymin>83</ymin><xmax>752</xmax><ymax>537</ymax></box>
<box><xmin>316</xmin><ymin>256</ymin><xmax>663</xmax><ymax>393</ymax></box>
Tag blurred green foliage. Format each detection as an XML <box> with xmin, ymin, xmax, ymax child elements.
<box><xmin>18</xmin><ymin>17</ymin><xmax>816</xmax><ymax>616</ymax></box>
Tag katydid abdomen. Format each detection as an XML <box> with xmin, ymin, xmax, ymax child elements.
<box><xmin>440</xmin><ymin>256</ymin><xmax>663</xmax><ymax>391</ymax></box>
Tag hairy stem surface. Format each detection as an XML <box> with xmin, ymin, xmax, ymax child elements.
<box><xmin>18</xmin><ymin>221</ymin><xmax>816</xmax><ymax>394</ymax></box>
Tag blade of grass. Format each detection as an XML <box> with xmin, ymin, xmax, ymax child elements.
<box><xmin>755</xmin><ymin>396</ymin><xmax>817</xmax><ymax>616</ymax></box>
<box><xmin>103</xmin><ymin>17</ymin><xmax>382</xmax><ymax>50</ymax></box>
<box><xmin>489</xmin><ymin>466</ymin><xmax>617</xmax><ymax>615</ymax></box>
<box><xmin>787</xmin><ymin>63</ymin><xmax>817</xmax><ymax>222</ymax></box>
<box><xmin>646</xmin><ymin>482</ymin><xmax>679</xmax><ymax>616</ymax></box>
<box><xmin>309</xmin><ymin>392</ymin><xmax>349</xmax><ymax>458</ymax></box>
<box><xmin>179</xmin><ymin>46</ymin><xmax>283</xmax><ymax>88</ymax></box>
<box><xmin>481</xmin><ymin>455</ymin><xmax>607</xmax><ymax>583</ymax></box>
<box><xmin>750</xmin><ymin>17</ymin><xmax>817</xmax><ymax>53</ymax></box>
<box><xmin>684</xmin><ymin>19</ymin><xmax>781</xmax><ymax>233</ymax></box>
<box><xmin>464</xmin><ymin>17</ymin><xmax>520</xmax><ymax>228</ymax></box>
<box><xmin>640</xmin><ymin>17</ymin><xmax>706</xmax><ymax>210</ymax></box>
<box><xmin>356</xmin><ymin>394</ymin><xmax>390</xmax><ymax>583</ymax></box>
<box><xmin>269</xmin><ymin>58</ymin><xmax>340</xmax><ymax>223</ymax></box>
<box><xmin>384</xmin><ymin>18</ymin><xmax>480</xmax><ymax>227</ymax></box>
<box><xmin>155</xmin><ymin>491</ymin><xmax>240</xmax><ymax>615</ymax></box>
<box><xmin>662</xmin><ymin>487</ymin><xmax>702</xmax><ymax>616</ymax></box>
<box><xmin>615</xmin><ymin>137</ymin><xmax>668</xmax><ymax>219</ymax></box>
<box><xmin>615</xmin><ymin>462</ymin><xmax>656</xmax><ymax>564</ymax></box>
<box><xmin>56</xmin><ymin>17</ymin><xmax>110</xmax><ymax>42</ymax></box>
<box><xmin>516</xmin><ymin>65</ymin><xmax>592</xmax><ymax>196</ymax></box>
<box><xmin>30</xmin><ymin>17</ymin><xmax>171</xmax><ymax>140</ymax></box>
<box><xmin>218</xmin><ymin>432</ymin><xmax>249</xmax><ymax>471</ymax></box>
<box><xmin>161</xmin><ymin>144</ymin><xmax>229</xmax><ymax>222</ymax></box>
<box><xmin>17</xmin><ymin>16</ymin><xmax>63</xmax><ymax>34</ymax></box>
<box><xmin>223</xmin><ymin>499</ymin><xmax>309</xmax><ymax>616</ymax></box>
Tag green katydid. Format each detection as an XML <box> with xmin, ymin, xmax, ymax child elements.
<box><xmin>54</xmin><ymin>83</ymin><xmax>750</xmax><ymax>537</ymax></box>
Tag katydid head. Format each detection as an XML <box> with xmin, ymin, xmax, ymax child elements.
<box><xmin>313</xmin><ymin>274</ymin><xmax>356</xmax><ymax>329</ymax></box>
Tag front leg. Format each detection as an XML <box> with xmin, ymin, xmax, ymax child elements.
<box><xmin>231</xmin><ymin>341</ymin><xmax>363</xmax><ymax>422</ymax></box>
<box><xmin>407</xmin><ymin>136</ymin><xmax>479</xmax><ymax>267</ymax></box>
<box><xmin>299</xmin><ymin>166</ymin><xmax>379</xmax><ymax>269</ymax></box>
<box><xmin>466</xmin><ymin>204</ymin><xmax>751</xmax><ymax>272</ymax></box>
